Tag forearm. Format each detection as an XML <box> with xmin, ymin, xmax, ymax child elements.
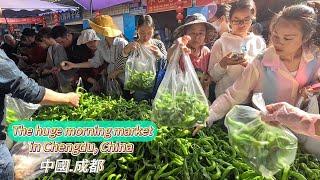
<box><xmin>73</xmin><ymin>62</ymin><xmax>94</xmax><ymax>69</ymax></box>
<box><xmin>39</xmin><ymin>88</ymin><xmax>70</xmax><ymax>106</ymax></box>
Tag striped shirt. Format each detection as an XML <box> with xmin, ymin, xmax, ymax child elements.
<box><xmin>88</xmin><ymin>37</ymin><xmax>128</xmax><ymax>71</ymax></box>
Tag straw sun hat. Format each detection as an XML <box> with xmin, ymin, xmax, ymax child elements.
<box><xmin>89</xmin><ymin>15</ymin><xmax>122</xmax><ymax>38</ymax></box>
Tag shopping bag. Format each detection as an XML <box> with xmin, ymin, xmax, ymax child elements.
<box><xmin>100</xmin><ymin>73</ymin><xmax>123</xmax><ymax>97</ymax></box>
<box><xmin>11</xmin><ymin>143</ymin><xmax>62</xmax><ymax>180</ymax></box>
<box><xmin>4</xmin><ymin>95</ymin><xmax>41</xmax><ymax>124</ymax></box>
<box><xmin>152</xmin><ymin>48</ymin><xmax>209</xmax><ymax>128</ymax></box>
<box><xmin>225</xmin><ymin>93</ymin><xmax>298</xmax><ymax>178</ymax></box>
<box><xmin>124</xmin><ymin>45</ymin><xmax>157</xmax><ymax>91</ymax></box>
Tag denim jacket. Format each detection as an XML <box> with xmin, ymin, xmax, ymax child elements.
<box><xmin>0</xmin><ymin>50</ymin><xmax>45</xmax><ymax>139</ymax></box>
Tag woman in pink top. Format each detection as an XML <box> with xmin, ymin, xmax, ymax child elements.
<box><xmin>169</xmin><ymin>13</ymin><xmax>217</xmax><ymax>97</ymax></box>
<box><xmin>193</xmin><ymin>4</ymin><xmax>320</xmax><ymax>134</ymax></box>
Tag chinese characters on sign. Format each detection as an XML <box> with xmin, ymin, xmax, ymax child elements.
<box><xmin>147</xmin><ymin>0</ymin><xmax>192</xmax><ymax>13</ymax></box>
<box><xmin>40</xmin><ymin>159</ymin><xmax>105</xmax><ymax>174</ymax></box>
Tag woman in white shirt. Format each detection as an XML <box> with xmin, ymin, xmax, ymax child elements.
<box><xmin>209</xmin><ymin>0</ymin><xmax>266</xmax><ymax>98</ymax></box>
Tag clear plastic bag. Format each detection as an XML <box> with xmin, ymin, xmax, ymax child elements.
<box><xmin>4</xmin><ymin>95</ymin><xmax>41</xmax><ymax>124</ymax></box>
<box><xmin>11</xmin><ymin>143</ymin><xmax>62</xmax><ymax>180</ymax></box>
<box><xmin>124</xmin><ymin>45</ymin><xmax>157</xmax><ymax>91</ymax></box>
<box><xmin>152</xmin><ymin>48</ymin><xmax>209</xmax><ymax>128</ymax></box>
<box><xmin>225</xmin><ymin>94</ymin><xmax>298</xmax><ymax>178</ymax></box>
<box><xmin>100</xmin><ymin>74</ymin><xmax>123</xmax><ymax>97</ymax></box>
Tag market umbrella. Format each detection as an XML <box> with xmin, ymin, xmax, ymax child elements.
<box><xmin>0</xmin><ymin>0</ymin><xmax>79</xmax><ymax>18</ymax></box>
<box><xmin>73</xmin><ymin>0</ymin><xmax>132</xmax><ymax>15</ymax></box>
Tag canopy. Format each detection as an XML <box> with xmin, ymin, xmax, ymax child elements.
<box><xmin>0</xmin><ymin>0</ymin><xmax>79</xmax><ymax>18</ymax></box>
<box><xmin>73</xmin><ymin>0</ymin><xmax>132</xmax><ymax>11</ymax></box>
<box><xmin>0</xmin><ymin>0</ymin><xmax>78</xmax><ymax>12</ymax></box>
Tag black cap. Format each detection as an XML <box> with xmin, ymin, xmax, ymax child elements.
<box><xmin>22</xmin><ymin>28</ymin><xmax>36</xmax><ymax>37</ymax></box>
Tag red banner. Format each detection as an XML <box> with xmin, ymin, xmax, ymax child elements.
<box><xmin>196</xmin><ymin>0</ymin><xmax>238</xmax><ymax>6</ymax></box>
<box><xmin>0</xmin><ymin>17</ymin><xmax>44</xmax><ymax>25</ymax></box>
<box><xmin>147</xmin><ymin>0</ymin><xmax>192</xmax><ymax>13</ymax></box>
<box><xmin>196</xmin><ymin>0</ymin><xmax>214</xmax><ymax>6</ymax></box>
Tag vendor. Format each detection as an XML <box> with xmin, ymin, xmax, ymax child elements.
<box><xmin>193</xmin><ymin>5</ymin><xmax>320</xmax><ymax>133</ymax></box>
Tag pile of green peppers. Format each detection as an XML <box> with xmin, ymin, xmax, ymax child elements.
<box><xmin>152</xmin><ymin>92</ymin><xmax>208</xmax><ymax>128</ymax></box>
<box><xmin>33</xmin><ymin>93</ymin><xmax>320</xmax><ymax>180</ymax></box>
<box><xmin>33</xmin><ymin>92</ymin><xmax>151</xmax><ymax>121</ymax></box>
<box><xmin>125</xmin><ymin>69</ymin><xmax>155</xmax><ymax>91</ymax></box>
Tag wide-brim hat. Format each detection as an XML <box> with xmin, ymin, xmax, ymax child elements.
<box><xmin>89</xmin><ymin>15</ymin><xmax>122</xmax><ymax>38</ymax></box>
<box><xmin>173</xmin><ymin>13</ymin><xmax>216</xmax><ymax>42</ymax></box>
<box><xmin>77</xmin><ymin>29</ymin><xmax>100</xmax><ymax>45</ymax></box>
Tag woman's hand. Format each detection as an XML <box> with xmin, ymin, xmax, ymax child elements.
<box><xmin>64</xmin><ymin>92</ymin><xmax>80</xmax><ymax>107</ymax></box>
<box><xmin>176</xmin><ymin>35</ymin><xmax>192</xmax><ymax>54</ymax></box>
<box><xmin>200</xmin><ymin>73</ymin><xmax>212</xmax><ymax>88</ymax></box>
<box><xmin>149</xmin><ymin>45</ymin><xmax>163</xmax><ymax>58</ymax></box>
<box><xmin>167</xmin><ymin>35</ymin><xmax>192</xmax><ymax>63</ymax></box>
<box><xmin>219</xmin><ymin>52</ymin><xmax>247</xmax><ymax>69</ymax></box>
<box><xmin>264</xmin><ymin>102</ymin><xmax>320</xmax><ymax>138</ymax></box>
<box><xmin>123</xmin><ymin>42</ymin><xmax>140</xmax><ymax>56</ymax></box>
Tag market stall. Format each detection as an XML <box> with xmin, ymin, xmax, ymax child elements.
<box><xmin>7</xmin><ymin>91</ymin><xmax>319</xmax><ymax>180</ymax></box>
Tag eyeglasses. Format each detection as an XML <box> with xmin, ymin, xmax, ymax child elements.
<box><xmin>231</xmin><ymin>18</ymin><xmax>252</xmax><ymax>25</ymax></box>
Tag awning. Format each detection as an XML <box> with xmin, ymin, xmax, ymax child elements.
<box><xmin>73</xmin><ymin>0</ymin><xmax>132</xmax><ymax>11</ymax></box>
<box><xmin>64</xmin><ymin>20</ymin><xmax>83</xmax><ymax>25</ymax></box>
<box><xmin>0</xmin><ymin>0</ymin><xmax>78</xmax><ymax>12</ymax></box>
<box><xmin>0</xmin><ymin>0</ymin><xmax>79</xmax><ymax>18</ymax></box>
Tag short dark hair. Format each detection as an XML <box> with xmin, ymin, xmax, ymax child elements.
<box><xmin>35</xmin><ymin>35</ymin><xmax>43</xmax><ymax>43</ymax></box>
<box><xmin>51</xmin><ymin>25</ymin><xmax>68</xmax><ymax>39</ymax></box>
<box><xmin>229</xmin><ymin>0</ymin><xmax>256</xmax><ymax>20</ymax></box>
<box><xmin>20</xmin><ymin>35</ymin><xmax>27</xmax><ymax>42</ymax></box>
<box><xmin>137</xmin><ymin>15</ymin><xmax>155</xmax><ymax>29</ymax></box>
<box><xmin>22</xmin><ymin>28</ymin><xmax>36</xmax><ymax>37</ymax></box>
<box><xmin>215</xmin><ymin>4</ymin><xmax>230</xmax><ymax>19</ymax></box>
<box><xmin>38</xmin><ymin>27</ymin><xmax>53</xmax><ymax>39</ymax></box>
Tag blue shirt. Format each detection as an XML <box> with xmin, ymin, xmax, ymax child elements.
<box><xmin>0</xmin><ymin>50</ymin><xmax>45</xmax><ymax>139</ymax></box>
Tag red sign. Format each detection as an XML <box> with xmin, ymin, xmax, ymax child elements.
<box><xmin>0</xmin><ymin>17</ymin><xmax>44</xmax><ymax>25</ymax></box>
<box><xmin>147</xmin><ymin>0</ymin><xmax>192</xmax><ymax>13</ymax></box>
<box><xmin>196</xmin><ymin>0</ymin><xmax>214</xmax><ymax>6</ymax></box>
<box><xmin>196</xmin><ymin>0</ymin><xmax>238</xmax><ymax>6</ymax></box>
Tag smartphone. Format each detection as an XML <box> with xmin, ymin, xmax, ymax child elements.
<box><xmin>231</xmin><ymin>52</ymin><xmax>244</xmax><ymax>61</ymax></box>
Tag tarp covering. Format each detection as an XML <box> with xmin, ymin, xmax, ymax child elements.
<box><xmin>0</xmin><ymin>0</ymin><xmax>78</xmax><ymax>11</ymax></box>
<box><xmin>73</xmin><ymin>0</ymin><xmax>132</xmax><ymax>11</ymax></box>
